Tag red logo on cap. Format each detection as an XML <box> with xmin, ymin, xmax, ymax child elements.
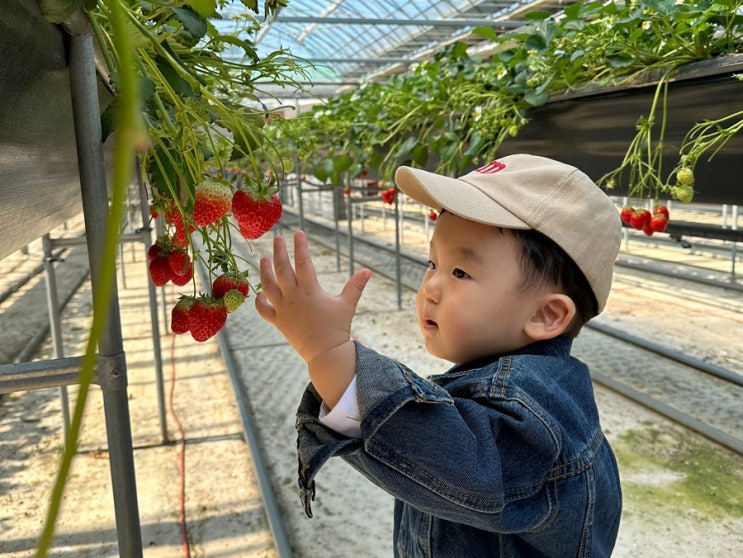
<box><xmin>475</xmin><ymin>160</ymin><xmax>506</xmax><ymax>174</ymax></box>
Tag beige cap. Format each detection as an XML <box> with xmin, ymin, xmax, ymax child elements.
<box><xmin>394</xmin><ymin>154</ymin><xmax>621</xmax><ymax>313</ymax></box>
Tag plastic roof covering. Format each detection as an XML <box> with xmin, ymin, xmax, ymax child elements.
<box><xmin>216</xmin><ymin>0</ymin><xmax>582</xmax><ymax>100</ymax></box>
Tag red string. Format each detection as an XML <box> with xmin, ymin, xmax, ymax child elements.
<box><xmin>169</xmin><ymin>331</ymin><xmax>191</xmax><ymax>557</ymax></box>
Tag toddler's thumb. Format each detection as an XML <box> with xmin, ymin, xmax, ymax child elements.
<box><xmin>341</xmin><ymin>269</ymin><xmax>372</xmax><ymax>308</ymax></box>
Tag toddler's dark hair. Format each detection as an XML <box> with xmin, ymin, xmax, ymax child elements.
<box><xmin>509</xmin><ymin>228</ymin><xmax>598</xmax><ymax>338</ymax></box>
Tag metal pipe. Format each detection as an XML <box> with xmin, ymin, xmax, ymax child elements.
<box><xmin>136</xmin><ymin>158</ymin><xmax>168</xmax><ymax>442</ymax></box>
<box><xmin>68</xmin><ymin>27</ymin><xmax>143</xmax><ymax>557</ymax></box>
<box><xmin>0</xmin><ymin>357</ymin><xmax>85</xmax><ymax>395</ymax></box>
<box><xmin>43</xmin><ymin>234</ymin><xmax>71</xmax><ymax>439</ymax></box>
<box><xmin>591</xmin><ymin>369</ymin><xmax>743</xmax><ymax>456</ymax></box>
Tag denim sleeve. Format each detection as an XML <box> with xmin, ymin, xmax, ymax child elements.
<box><xmin>296</xmin><ymin>342</ymin><xmax>562</xmax><ymax>530</ymax></box>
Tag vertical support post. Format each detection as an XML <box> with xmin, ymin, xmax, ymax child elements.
<box><xmin>346</xmin><ymin>195</ymin><xmax>355</xmax><ymax>277</ymax></box>
<box><xmin>136</xmin><ymin>159</ymin><xmax>168</xmax><ymax>442</ymax></box>
<box><xmin>68</xmin><ymin>27</ymin><xmax>143</xmax><ymax>557</ymax></box>
<box><xmin>42</xmin><ymin>234</ymin><xmax>71</xmax><ymax>440</ymax></box>
<box><xmin>332</xmin><ymin>185</ymin><xmax>342</xmax><ymax>272</ymax></box>
<box><xmin>298</xmin><ymin>175</ymin><xmax>305</xmax><ymax>230</ymax></box>
<box><xmin>393</xmin><ymin>192</ymin><xmax>402</xmax><ymax>310</ymax></box>
<box><xmin>731</xmin><ymin>205</ymin><xmax>738</xmax><ymax>280</ymax></box>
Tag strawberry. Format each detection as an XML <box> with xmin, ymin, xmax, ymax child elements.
<box><xmin>381</xmin><ymin>187</ymin><xmax>397</xmax><ymax>205</ymax></box>
<box><xmin>232</xmin><ymin>190</ymin><xmax>283</xmax><ymax>240</ymax></box>
<box><xmin>619</xmin><ymin>206</ymin><xmax>635</xmax><ymax>225</ymax></box>
<box><xmin>168</xmin><ymin>208</ymin><xmax>193</xmax><ymax>248</ymax></box>
<box><xmin>629</xmin><ymin>209</ymin><xmax>651</xmax><ymax>230</ymax></box>
<box><xmin>223</xmin><ymin>289</ymin><xmax>245</xmax><ymax>313</ymax></box>
<box><xmin>171</xmin><ymin>260</ymin><xmax>193</xmax><ymax>286</ymax></box>
<box><xmin>650</xmin><ymin>214</ymin><xmax>668</xmax><ymax>232</ymax></box>
<box><xmin>148</xmin><ymin>256</ymin><xmax>174</xmax><ymax>287</ymax></box>
<box><xmin>147</xmin><ymin>243</ymin><xmax>162</xmax><ymax>264</ymax></box>
<box><xmin>171</xmin><ymin>296</ymin><xmax>195</xmax><ymax>334</ymax></box>
<box><xmin>672</xmin><ymin>183</ymin><xmax>694</xmax><ymax>203</ymax></box>
<box><xmin>167</xmin><ymin>249</ymin><xmax>190</xmax><ymax>277</ymax></box>
<box><xmin>193</xmin><ymin>178</ymin><xmax>232</xmax><ymax>227</ymax></box>
<box><xmin>188</xmin><ymin>296</ymin><xmax>227</xmax><ymax>342</ymax></box>
<box><xmin>676</xmin><ymin>167</ymin><xmax>694</xmax><ymax>186</ymax></box>
<box><xmin>653</xmin><ymin>205</ymin><xmax>669</xmax><ymax>219</ymax></box>
<box><xmin>212</xmin><ymin>271</ymin><xmax>249</xmax><ymax>299</ymax></box>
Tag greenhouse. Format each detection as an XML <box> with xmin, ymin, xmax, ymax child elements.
<box><xmin>1</xmin><ymin>0</ymin><xmax>742</xmax><ymax>556</ymax></box>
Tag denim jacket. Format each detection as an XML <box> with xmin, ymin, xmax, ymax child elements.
<box><xmin>296</xmin><ymin>337</ymin><xmax>622</xmax><ymax>557</ymax></box>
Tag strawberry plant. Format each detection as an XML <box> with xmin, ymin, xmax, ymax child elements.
<box><xmin>274</xmin><ymin>0</ymin><xmax>743</xmax><ymax>222</ymax></box>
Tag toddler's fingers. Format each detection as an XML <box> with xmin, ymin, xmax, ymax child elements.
<box><xmin>258</xmin><ymin>256</ymin><xmax>281</xmax><ymax>302</ymax></box>
<box><xmin>272</xmin><ymin>235</ymin><xmax>298</xmax><ymax>289</ymax></box>
<box><xmin>341</xmin><ymin>269</ymin><xmax>372</xmax><ymax>308</ymax></box>
<box><xmin>254</xmin><ymin>292</ymin><xmax>276</xmax><ymax>323</ymax></box>
<box><xmin>292</xmin><ymin>231</ymin><xmax>318</xmax><ymax>286</ymax></box>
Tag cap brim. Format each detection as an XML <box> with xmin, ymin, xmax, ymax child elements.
<box><xmin>394</xmin><ymin>166</ymin><xmax>529</xmax><ymax>229</ymax></box>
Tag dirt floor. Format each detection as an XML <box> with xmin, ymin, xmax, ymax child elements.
<box><xmin>1</xmin><ymin>218</ymin><xmax>742</xmax><ymax>557</ymax></box>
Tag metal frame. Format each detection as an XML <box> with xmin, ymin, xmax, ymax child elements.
<box><xmin>0</xmin><ymin>11</ymin><xmax>150</xmax><ymax>557</ymax></box>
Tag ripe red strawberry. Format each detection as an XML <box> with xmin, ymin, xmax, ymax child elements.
<box><xmin>167</xmin><ymin>249</ymin><xmax>190</xmax><ymax>277</ymax></box>
<box><xmin>148</xmin><ymin>256</ymin><xmax>174</xmax><ymax>287</ymax></box>
<box><xmin>620</xmin><ymin>206</ymin><xmax>635</xmax><ymax>225</ymax></box>
<box><xmin>629</xmin><ymin>209</ymin><xmax>651</xmax><ymax>230</ymax></box>
<box><xmin>168</xmin><ymin>208</ymin><xmax>193</xmax><ymax>248</ymax></box>
<box><xmin>653</xmin><ymin>205</ymin><xmax>669</xmax><ymax>219</ymax></box>
<box><xmin>381</xmin><ymin>187</ymin><xmax>397</xmax><ymax>205</ymax></box>
<box><xmin>171</xmin><ymin>296</ymin><xmax>195</xmax><ymax>334</ymax></box>
<box><xmin>650</xmin><ymin>214</ymin><xmax>668</xmax><ymax>232</ymax></box>
<box><xmin>223</xmin><ymin>289</ymin><xmax>245</xmax><ymax>313</ymax></box>
<box><xmin>171</xmin><ymin>260</ymin><xmax>193</xmax><ymax>286</ymax></box>
<box><xmin>232</xmin><ymin>190</ymin><xmax>283</xmax><ymax>240</ymax></box>
<box><xmin>188</xmin><ymin>296</ymin><xmax>227</xmax><ymax>342</ymax></box>
<box><xmin>193</xmin><ymin>178</ymin><xmax>232</xmax><ymax>227</ymax></box>
<box><xmin>147</xmin><ymin>243</ymin><xmax>162</xmax><ymax>264</ymax></box>
<box><xmin>212</xmin><ymin>272</ymin><xmax>249</xmax><ymax>299</ymax></box>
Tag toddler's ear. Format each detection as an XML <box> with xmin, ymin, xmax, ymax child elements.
<box><xmin>524</xmin><ymin>294</ymin><xmax>576</xmax><ymax>340</ymax></box>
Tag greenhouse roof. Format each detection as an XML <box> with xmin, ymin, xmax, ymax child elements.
<box><xmin>217</xmin><ymin>0</ymin><xmax>582</xmax><ymax>100</ymax></box>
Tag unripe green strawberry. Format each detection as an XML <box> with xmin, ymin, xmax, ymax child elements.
<box><xmin>232</xmin><ymin>190</ymin><xmax>283</xmax><ymax>239</ymax></box>
<box><xmin>672</xmin><ymin>184</ymin><xmax>694</xmax><ymax>203</ymax></box>
<box><xmin>193</xmin><ymin>178</ymin><xmax>232</xmax><ymax>227</ymax></box>
<box><xmin>223</xmin><ymin>289</ymin><xmax>245</xmax><ymax>313</ymax></box>
<box><xmin>676</xmin><ymin>167</ymin><xmax>694</xmax><ymax>186</ymax></box>
<box><xmin>171</xmin><ymin>296</ymin><xmax>195</xmax><ymax>334</ymax></box>
<box><xmin>188</xmin><ymin>296</ymin><xmax>227</xmax><ymax>342</ymax></box>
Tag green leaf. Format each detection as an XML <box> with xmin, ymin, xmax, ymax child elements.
<box><xmin>471</xmin><ymin>26</ymin><xmax>498</xmax><ymax>42</ymax></box>
<box><xmin>37</xmin><ymin>0</ymin><xmax>85</xmax><ymax>22</ymax></box>
<box><xmin>606</xmin><ymin>52</ymin><xmax>635</xmax><ymax>69</ymax></box>
<box><xmin>171</xmin><ymin>6</ymin><xmax>207</xmax><ymax>40</ymax></box>
<box><xmin>524</xmin><ymin>90</ymin><xmax>550</xmax><ymax>107</ymax></box>
<box><xmin>333</xmin><ymin>154</ymin><xmax>353</xmax><ymax>172</ymax></box>
<box><xmin>394</xmin><ymin>136</ymin><xmax>419</xmax><ymax>159</ymax></box>
<box><xmin>313</xmin><ymin>165</ymin><xmax>329</xmax><ymax>182</ymax></box>
<box><xmin>411</xmin><ymin>143</ymin><xmax>429</xmax><ymax>166</ymax></box>
<box><xmin>100</xmin><ymin>97</ymin><xmax>119</xmax><ymax>142</ymax></box>
<box><xmin>155</xmin><ymin>55</ymin><xmax>196</xmax><ymax>98</ymax></box>
<box><xmin>188</xmin><ymin>0</ymin><xmax>217</xmax><ymax>18</ymax></box>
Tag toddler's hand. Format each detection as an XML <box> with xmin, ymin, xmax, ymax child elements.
<box><xmin>254</xmin><ymin>230</ymin><xmax>372</xmax><ymax>365</ymax></box>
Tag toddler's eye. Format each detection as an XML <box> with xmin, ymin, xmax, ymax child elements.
<box><xmin>425</xmin><ymin>260</ymin><xmax>436</xmax><ymax>270</ymax></box>
<box><xmin>453</xmin><ymin>268</ymin><xmax>470</xmax><ymax>279</ymax></box>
